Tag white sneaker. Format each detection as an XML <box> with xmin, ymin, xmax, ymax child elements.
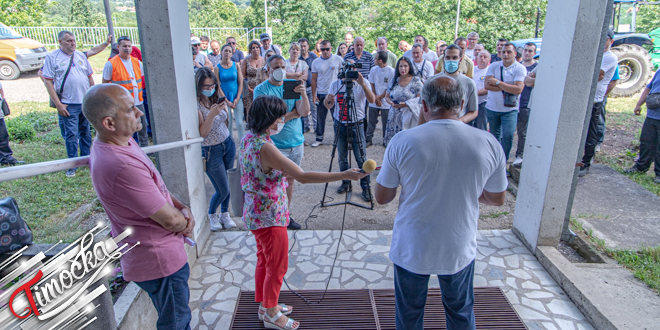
<box><xmin>220</xmin><ymin>212</ymin><xmax>237</xmax><ymax>229</ymax></box>
<box><xmin>512</xmin><ymin>157</ymin><xmax>523</xmax><ymax>168</ymax></box>
<box><xmin>208</xmin><ymin>214</ymin><xmax>222</xmax><ymax>231</ymax></box>
<box><xmin>595</xmin><ymin>144</ymin><xmax>601</xmax><ymax>152</ymax></box>
<box><xmin>311</xmin><ymin>141</ymin><xmax>321</xmax><ymax>147</ymax></box>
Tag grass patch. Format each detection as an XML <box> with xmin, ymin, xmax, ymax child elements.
<box><xmin>480</xmin><ymin>211</ymin><xmax>509</xmax><ymax>219</ymax></box>
<box><xmin>609</xmin><ymin>247</ymin><xmax>660</xmax><ymax>294</ymax></box>
<box><xmin>1</xmin><ymin>101</ymin><xmax>97</xmax><ymax>244</ymax></box>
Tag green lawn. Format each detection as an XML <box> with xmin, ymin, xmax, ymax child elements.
<box><xmin>1</xmin><ymin>102</ymin><xmax>97</xmax><ymax>243</ymax></box>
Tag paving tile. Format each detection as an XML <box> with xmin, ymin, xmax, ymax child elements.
<box><xmin>521</xmin><ymin>297</ymin><xmax>547</xmax><ymax>313</ymax></box>
<box><xmin>555</xmin><ymin>318</ymin><xmax>577</xmax><ymax>330</ymax></box>
<box><xmin>211</xmin><ymin>300</ymin><xmax>236</xmax><ymax>313</ymax></box>
<box><xmin>547</xmin><ymin>299</ymin><xmax>585</xmax><ymax>320</ymax></box>
<box><xmin>213</xmin><ymin>315</ymin><xmax>232</xmax><ymax>330</ymax></box>
<box><xmin>354</xmin><ymin>269</ymin><xmax>382</xmax><ymax>282</ymax></box>
<box><xmin>513</xmin><ymin>305</ymin><xmax>550</xmax><ymax>321</ymax></box>
<box><xmin>201</xmin><ymin>311</ymin><xmax>219</xmax><ymax>325</ymax></box>
<box><xmin>489</xmin><ymin>256</ymin><xmax>505</xmax><ymax>268</ymax></box>
<box><xmin>525</xmin><ymin>291</ymin><xmax>555</xmax><ymax>299</ymax></box>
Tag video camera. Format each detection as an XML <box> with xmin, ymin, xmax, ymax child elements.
<box><xmin>338</xmin><ymin>61</ymin><xmax>362</xmax><ymax>80</ymax></box>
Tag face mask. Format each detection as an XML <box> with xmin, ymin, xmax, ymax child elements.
<box><xmin>269</xmin><ymin>122</ymin><xmax>284</xmax><ymax>136</ymax></box>
<box><xmin>444</xmin><ymin>60</ymin><xmax>460</xmax><ymax>73</ymax></box>
<box><xmin>201</xmin><ymin>89</ymin><xmax>215</xmax><ymax>97</ymax></box>
<box><xmin>272</xmin><ymin>68</ymin><xmax>286</xmax><ymax>82</ymax></box>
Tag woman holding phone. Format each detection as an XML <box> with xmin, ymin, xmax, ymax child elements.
<box><xmin>214</xmin><ymin>43</ymin><xmax>245</xmax><ymax>140</ymax></box>
<box><xmin>240</xmin><ymin>95</ymin><xmax>366</xmax><ymax>329</ymax></box>
<box><xmin>196</xmin><ymin>67</ymin><xmax>237</xmax><ymax>231</ymax></box>
<box><xmin>383</xmin><ymin>56</ymin><xmax>423</xmax><ymax>146</ymax></box>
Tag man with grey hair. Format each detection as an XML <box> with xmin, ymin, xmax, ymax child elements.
<box><xmin>465</xmin><ymin>32</ymin><xmax>479</xmax><ymax>60</ymax></box>
<box><xmin>43</xmin><ymin>30</ymin><xmax>95</xmax><ymax>177</ymax></box>
<box><xmin>253</xmin><ymin>54</ymin><xmax>309</xmax><ymax>230</ymax></box>
<box><xmin>375</xmin><ymin>37</ymin><xmax>399</xmax><ymax>68</ymax></box>
<box><xmin>404</xmin><ymin>35</ymin><xmax>437</xmax><ymax>62</ymax></box>
<box><xmin>410</xmin><ymin>44</ymin><xmax>434</xmax><ymax>82</ymax></box>
<box><xmin>375</xmin><ymin>76</ymin><xmax>507</xmax><ymax>330</ymax></box>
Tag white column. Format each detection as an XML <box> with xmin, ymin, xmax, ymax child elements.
<box><xmin>134</xmin><ymin>0</ymin><xmax>210</xmax><ymax>256</ymax></box>
<box><xmin>513</xmin><ymin>0</ymin><xmax>613</xmax><ymax>250</ymax></box>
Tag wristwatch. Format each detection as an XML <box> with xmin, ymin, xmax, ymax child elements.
<box><xmin>495</xmin><ymin>80</ymin><xmax>500</xmax><ymax>86</ymax></box>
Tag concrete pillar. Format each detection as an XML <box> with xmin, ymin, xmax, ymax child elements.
<box><xmin>512</xmin><ymin>0</ymin><xmax>613</xmax><ymax>250</ymax></box>
<box><xmin>134</xmin><ymin>0</ymin><xmax>210</xmax><ymax>255</ymax></box>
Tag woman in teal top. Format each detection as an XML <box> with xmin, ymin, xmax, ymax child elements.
<box><xmin>214</xmin><ymin>43</ymin><xmax>245</xmax><ymax>140</ymax></box>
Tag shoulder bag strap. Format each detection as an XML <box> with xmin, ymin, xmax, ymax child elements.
<box><xmin>500</xmin><ymin>64</ymin><xmax>504</xmax><ymax>82</ymax></box>
<box><xmin>59</xmin><ymin>52</ymin><xmax>75</xmax><ymax>94</ymax></box>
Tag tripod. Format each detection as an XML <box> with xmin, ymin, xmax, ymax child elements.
<box><xmin>320</xmin><ymin>78</ymin><xmax>374</xmax><ymax>210</ymax></box>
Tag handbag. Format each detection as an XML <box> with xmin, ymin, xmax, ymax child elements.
<box><xmin>501</xmin><ymin>65</ymin><xmax>518</xmax><ymax>108</ymax></box>
<box><xmin>646</xmin><ymin>92</ymin><xmax>660</xmax><ymax>109</ymax></box>
<box><xmin>49</xmin><ymin>52</ymin><xmax>75</xmax><ymax>108</ymax></box>
<box><xmin>1</xmin><ymin>99</ymin><xmax>9</xmax><ymax>117</ymax></box>
<box><xmin>0</xmin><ymin>197</ymin><xmax>34</xmax><ymax>255</ymax></box>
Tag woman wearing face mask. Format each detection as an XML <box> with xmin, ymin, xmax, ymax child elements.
<box><xmin>196</xmin><ymin>67</ymin><xmax>237</xmax><ymax>231</ymax></box>
<box><xmin>240</xmin><ymin>95</ymin><xmax>366</xmax><ymax>330</ymax></box>
<box><xmin>383</xmin><ymin>56</ymin><xmax>423</xmax><ymax>146</ymax></box>
<box><xmin>242</xmin><ymin>40</ymin><xmax>266</xmax><ymax>120</ymax></box>
<box><xmin>284</xmin><ymin>42</ymin><xmax>308</xmax><ymax>81</ymax></box>
<box><xmin>215</xmin><ymin>43</ymin><xmax>245</xmax><ymax>140</ymax></box>
<box><xmin>336</xmin><ymin>42</ymin><xmax>348</xmax><ymax>58</ymax></box>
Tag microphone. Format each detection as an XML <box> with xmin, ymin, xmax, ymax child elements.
<box><xmin>361</xmin><ymin>159</ymin><xmax>378</xmax><ymax>173</ymax></box>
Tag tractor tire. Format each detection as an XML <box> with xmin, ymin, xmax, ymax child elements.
<box><xmin>0</xmin><ymin>60</ymin><xmax>20</xmax><ymax>80</ymax></box>
<box><xmin>610</xmin><ymin>44</ymin><xmax>652</xmax><ymax>98</ymax></box>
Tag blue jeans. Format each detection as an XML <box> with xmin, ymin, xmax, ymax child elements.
<box><xmin>394</xmin><ymin>260</ymin><xmax>476</xmax><ymax>330</ymax></box>
<box><xmin>202</xmin><ymin>137</ymin><xmax>236</xmax><ymax>214</ymax></box>
<box><xmin>315</xmin><ymin>94</ymin><xmax>329</xmax><ymax>142</ymax></box>
<box><xmin>60</xmin><ymin>103</ymin><xmax>91</xmax><ymax>159</ymax></box>
<box><xmin>333</xmin><ymin>120</ymin><xmax>370</xmax><ymax>190</ymax></box>
<box><xmin>487</xmin><ymin>109</ymin><xmax>518</xmax><ymax>162</ymax></box>
<box><xmin>469</xmin><ymin>102</ymin><xmax>488</xmax><ymax>131</ymax></box>
<box><xmin>134</xmin><ymin>263</ymin><xmax>192</xmax><ymax>330</ymax></box>
<box><xmin>227</xmin><ymin>99</ymin><xmax>245</xmax><ymax>141</ymax></box>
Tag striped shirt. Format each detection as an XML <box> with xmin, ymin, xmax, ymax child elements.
<box><xmin>343</xmin><ymin>51</ymin><xmax>375</xmax><ymax>79</ymax></box>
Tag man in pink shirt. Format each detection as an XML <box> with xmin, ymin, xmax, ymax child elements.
<box><xmin>83</xmin><ymin>84</ymin><xmax>195</xmax><ymax>330</ymax></box>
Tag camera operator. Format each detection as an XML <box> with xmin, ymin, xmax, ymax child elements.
<box><xmin>324</xmin><ymin>68</ymin><xmax>376</xmax><ymax>201</ymax></box>
<box><xmin>253</xmin><ymin>55</ymin><xmax>310</xmax><ymax>230</ymax></box>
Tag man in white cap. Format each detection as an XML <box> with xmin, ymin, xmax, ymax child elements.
<box><xmin>191</xmin><ymin>36</ymin><xmax>212</xmax><ymax>72</ymax></box>
<box><xmin>260</xmin><ymin>33</ymin><xmax>281</xmax><ymax>57</ymax></box>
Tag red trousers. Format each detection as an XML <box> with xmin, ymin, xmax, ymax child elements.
<box><xmin>252</xmin><ymin>226</ymin><xmax>289</xmax><ymax>308</ymax></box>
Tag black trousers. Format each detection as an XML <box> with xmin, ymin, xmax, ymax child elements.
<box><xmin>581</xmin><ymin>102</ymin><xmax>604</xmax><ymax>167</ymax></box>
<box><xmin>633</xmin><ymin>117</ymin><xmax>660</xmax><ymax>177</ymax></box>
<box><xmin>0</xmin><ymin>118</ymin><xmax>14</xmax><ymax>162</ymax></box>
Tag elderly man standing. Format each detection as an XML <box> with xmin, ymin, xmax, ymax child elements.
<box><xmin>84</xmin><ymin>84</ymin><xmax>195</xmax><ymax>330</ymax></box>
<box><xmin>43</xmin><ymin>30</ymin><xmax>95</xmax><ymax>177</ymax></box>
<box><xmin>375</xmin><ymin>76</ymin><xmax>507</xmax><ymax>330</ymax></box>
<box><xmin>102</xmin><ymin>36</ymin><xmax>149</xmax><ymax>148</ymax></box>
<box><xmin>465</xmin><ymin>32</ymin><xmax>479</xmax><ymax>60</ymax></box>
<box><xmin>410</xmin><ymin>44</ymin><xmax>435</xmax><ymax>82</ymax></box>
<box><xmin>375</xmin><ymin>37</ymin><xmax>399</xmax><ymax>68</ymax></box>
<box><xmin>260</xmin><ymin>33</ymin><xmax>281</xmax><ymax>56</ymax></box>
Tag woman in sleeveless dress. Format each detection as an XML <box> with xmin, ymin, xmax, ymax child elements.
<box><xmin>215</xmin><ymin>43</ymin><xmax>245</xmax><ymax>140</ymax></box>
<box><xmin>242</xmin><ymin>40</ymin><xmax>266</xmax><ymax>118</ymax></box>
<box><xmin>383</xmin><ymin>56</ymin><xmax>424</xmax><ymax>146</ymax></box>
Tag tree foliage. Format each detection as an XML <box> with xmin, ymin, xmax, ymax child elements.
<box><xmin>69</xmin><ymin>0</ymin><xmax>105</xmax><ymax>27</ymax></box>
<box><xmin>188</xmin><ymin>0</ymin><xmax>240</xmax><ymax>28</ymax></box>
<box><xmin>636</xmin><ymin>4</ymin><xmax>660</xmax><ymax>36</ymax></box>
<box><xmin>0</xmin><ymin>0</ymin><xmax>49</xmax><ymax>26</ymax></box>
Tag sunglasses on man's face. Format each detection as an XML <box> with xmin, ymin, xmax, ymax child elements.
<box><xmin>321</xmin><ymin>48</ymin><xmax>331</xmax><ymax>51</ymax></box>
<box><xmin>193</xmin><ymin>44</ymin><xmax>200</xmax><ymax>47</ymax></box>
<box><xmin>228</xmin><ymin>42</ymin><xmax>236</xmax><ymax>45</ymax></box>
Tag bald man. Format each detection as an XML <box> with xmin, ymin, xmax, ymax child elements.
<box><xmin>83</xmin><ymin>84</ymin><xmax>195</xmax><ymax>330</ymax></box>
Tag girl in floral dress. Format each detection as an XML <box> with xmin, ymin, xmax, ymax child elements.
<box><xmin>239</xmin><ymin>95</ymin><xmax>366</xmax><ymax>330</ymax></box>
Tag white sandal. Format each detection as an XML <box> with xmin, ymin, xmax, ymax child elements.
<box><xmin>263</xmin><ymin>311</ymin><xmax>299</xmax><ymax>330</ymax></box>
<box><xmin>258</xmin><ymin>303</ymin><xmax>292</xmax><ymax>321</ymax></box>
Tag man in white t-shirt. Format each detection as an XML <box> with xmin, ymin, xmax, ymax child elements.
<box><xmin>471</xmin><ymin>50</ymin><xmax>491</xmax><ymax>130</ymax></box>
<box><xmin>367</xmin><ymin>51</ymin><xmax>395</xmax><ymax>147</ymax></box>
<box><xmin>579</xmin><ymin>29</ymin><xmax>618</xmax><ymax>177</ymax></box>
<box><xmin>375</xmin><ymin>76</ymin><xmax>507</xmax><ymax>330</ymax></box>
<box><xmin>484</xmin><ymin>42</ymin><xmax>527</xmax><ymax>165</ymax></box>
<box><xmin>423</xmin><ymin>45</ymin><xmax>478</xmax><ymax>125</ymax></box>
<box><xmin>311</xmin><ymin>40</ymin><xmax>344</xmax><ymax>147</ymax></box>
<box><xmin>410</xmin><ymin>44</ymin><xmax>434</xmax><ymax>82</ymax></box>
<box><xmin>324</xmin><ymin>72</ymin><xmax>375</xmax><ymax>201</ymax></box>
<box><xmin>403</xmin><ymin>35</ymin><xmax>438</xmax><ymax>62</ymax></box>
<box><xmin>102</xmin><ymin>36</ymin><xmax>149</xmax><ymax>148</ymax></box>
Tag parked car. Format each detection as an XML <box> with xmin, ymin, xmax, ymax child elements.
<box><xmin>0</xmin><ymin>23</ymin><xmax>47</xmax><ymax>80</ymax></box>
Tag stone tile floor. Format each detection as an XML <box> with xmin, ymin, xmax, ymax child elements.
<box><xmin>188</xmin><ymin>229</ymin><xmax>594</xmax><ymax>330</ymax></box>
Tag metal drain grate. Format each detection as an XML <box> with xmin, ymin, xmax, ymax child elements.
<box><xmin>230</xmin><ymin>287</ymin><xmax>526</xmax><ymax>329</ymax></box>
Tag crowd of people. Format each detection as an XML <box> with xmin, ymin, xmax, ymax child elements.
<box><xmin>0</xmin><ymin>27</ymin><xmax>652</xmax><ymax>330</ymax></box>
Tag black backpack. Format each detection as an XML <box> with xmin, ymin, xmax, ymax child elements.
<box><xmin>0</xmin><ymin>197</ymin><xmax>34</xmax><ymax>254</ymax></box>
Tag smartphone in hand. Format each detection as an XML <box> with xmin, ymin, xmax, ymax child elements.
<box><xmin>283</xmin><ymin>80</ymin><xmax>302</xmax><ymax>99</ymax></box>
<box><xmin>217</xmin><ymin>96</ymin><xmax>226</xmax><ymax>104</ymax></box>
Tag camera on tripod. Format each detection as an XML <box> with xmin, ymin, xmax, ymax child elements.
<box><xmin>338</xmin><ymin>61</ymin><xmax>362</xmax><ymax>80</ymax></box>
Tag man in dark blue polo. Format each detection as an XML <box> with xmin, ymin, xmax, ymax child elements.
<box><xmin>298</xmin><ymin>37</ymin><xmax>318</xmax><ymax>133</ymax></box>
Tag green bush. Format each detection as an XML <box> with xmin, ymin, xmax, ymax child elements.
<box><xmin>5</xmin><ymin>117</ymin><xmax>36</xmax><ymax>141</ymax></box>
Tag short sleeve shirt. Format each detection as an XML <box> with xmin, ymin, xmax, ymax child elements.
<box><xmin>369</xmin><ymin>66</ymin><xmax>395</xmax><ymax>109</ymax></box>
<box><xmin>311</xmin><ymin>54</ymin><xmax>344</xmax><ymax>95</ymax></box>
<box><xmin>329</xmin><ymin>78</ymin><xmax>370</xmax><ymax>123</ymax></box>
<box><xmin>231</xmin><ymin>50</ymin><xmax>245</xmax><ymax>63</ymax></box>
<box><xmin>285</xmin><ymin>59</ymin><xmax>309</xmax><ymax>76</ymax></box>
<box><xmin>485</xmin><ymin>61</ymin><xmax>527</xmax><ymax>112</ymax></box>
<box><xmin>594</xmin><ymin>51</ymin><xmax>618</xmax><ymax>103</ymax></box>
<box><xmin>473</xmin><ymin>66</ymin><xmax>489</xmax><ymax>104</ymax></box>
<box><xmin>412</xmin><ymin>60</ymin><xmax>435</xmax><ymax>82</ymax></box>
<box><xmin>300</xmin><ymin>52</ymin><xmax>318</xmax><ymax>87</ymax></box>
<box><xmin>102</xmin><ymin>58</ymin><xmax>144</xmax><ymax>106</ymax></box>
<box><xmin>89</xmin><ymin>138</ymin><xmax>188</xmax><ymax>282</ymax></box>
<box><xmin>436</xmin><ymin>56</ymin><xmax>474</xmax><ymax>78</ymax></box>
<box><xmin>42</xmin><ymin>49</ymin><xmax>93</xmax><ymax>104</ymax></box>
<box><xmin>344</xmin><ymin>51</ymin><xmax>375</xmax><ymax>79</ymax></box>
<box><xmin>645</xmin><ymin>69</ymin><xmax>660</xmax><ymax>119</ymax></box>
<box><xmin>429</xmin><ymin>73</ymin><xmax>477</xmax><ymax>117</ymax></box>
<box><xmin>253</xmin><ymin>79</ymin><xmax>303</xmax><ymax>149</ymax></box>
<box><xmin>377</xmin><ymin>120</ymin><xmax>507</xmax><ymax>275</ymax></box>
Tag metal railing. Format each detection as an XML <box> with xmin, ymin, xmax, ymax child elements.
<box><xmin>9</xmin><ymin>26</ymin><xmax>268</xmax><ymax>49</ymax></box>
<box><xmin>0</xmin><ymin>138</ymin><xmax>203</xmax><ymax>183</ymax></box>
